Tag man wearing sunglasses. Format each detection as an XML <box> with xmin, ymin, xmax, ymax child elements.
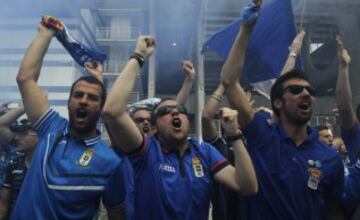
<box><xmin>129</xmin><ymin>107</ymin><xmax>153</xmax><ymax>136</ymax></box>
<box><xmin>103</xmin><ymin>35</ymin><xmax>258</xmax><ymax>220</ymax></box>
<box><xmin>221</xmin><ymin>2</ymin><xmax>344</xmax><ymax>219</ymax></box>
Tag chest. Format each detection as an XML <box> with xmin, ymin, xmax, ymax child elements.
<box><xmin>253</xmin><ymin>136</ymin><xmax>333</xmax><ymax>193</ymax></box>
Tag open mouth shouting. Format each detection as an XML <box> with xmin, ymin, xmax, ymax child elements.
<box><xmin>75</xmin><ymin>108</ymin><xmax>88</xmax><ymax>122</ymax></box>
<box><xmin>172</xmin><ymin>117</ymin><xmax>182</xmax><ymax>129</ymax></box>
<box><xmin>298</xmin><ymin>100</ymin><xmax>311</xmax><ymax>114</ymax></box>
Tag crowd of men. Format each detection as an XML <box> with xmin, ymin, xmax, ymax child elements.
<box><xmin>1</xmin><ymin>0</ymin><xmax>360</xmax><ymax>219</ymax></box>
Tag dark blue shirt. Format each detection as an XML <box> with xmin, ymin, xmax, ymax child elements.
<box><xmin>129</xmin><ymin>136</ymin><xmax>229</xmax><ymax>220</ymax></box>
<box><xmin>3</xmin><ymin>153</ymin><xmax>27</xmax><ymax>219</ymax></box>
<box><xmin>240</xmin><ymin>113</ymin><xmax>344</xmax><ymax>220</ymax></box>
<box><xmin>11</xmin><ymin>109</ymin><xmax>126</xmax><ymax>220</ymax></box>
<box><xmin>341</xmin><ymin>123</ymin><xmax>360</xmax><ymax>165</ymax></box>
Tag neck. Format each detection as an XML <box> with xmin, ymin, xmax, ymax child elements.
<box><xmin>281</xmin><ymin>118</ymin><xmax>308</xmax><ymax>146</ymax></box>
<box><xmin>25</xmin><ymin>150</ymin><xmax>34</xmax><ymax>168</ymax></box>
<box><xmin>69</xmin><ymin>128</ymin><xmax>97</xmax><ymax>139</ymax></box>
<box><xmin>158</xmin><ymin>135</ymin><xmax>188</xmax><ymax>156</ymax></box>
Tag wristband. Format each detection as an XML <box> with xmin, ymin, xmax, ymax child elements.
<box><xmin>289</xmin><ymin>52</ymin><xmax>297</xmax><ymax>58</ymax></box>
<box><xmin>211</xmin><ymin>94</ymin><xmax>222</xmax><ymax>102</ymax></box>
<box><xmin>226</xmin><ymin>131</ymin><xmax>246</xmax><ymax>144</ymax></box>
<box><xmin>129</xmin><ymin>53</ymin><xmax>145</xmax><ymax>68</ymax></box>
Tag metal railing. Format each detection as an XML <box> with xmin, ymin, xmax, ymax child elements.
<box><xmin>95</xmin><ymin>27</ymin><xmax>141</xmax><ymax>41</ymax></box>
<box><xmin>103</xmin><ymin>59</ymin><xmax>128</xmax><ymax>73</ymax></box>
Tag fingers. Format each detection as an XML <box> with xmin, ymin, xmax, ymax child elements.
<box><xmin>336</xmin><ymin>35</ymin><xmax>343</xmax><ymax>50</ymax></box>
<box><xmin>144</xmin><ymin>37</ymin><xmax>156</xmax><ymax>47</ymax></box>
<box><xmin>181</xmin><ymin>60</ymin><xmax>194</xmax><ymax>70</ymax></box>
<box><xmin>219</xmin><ymin>107</ymin><xmax>238</xmax><ymax>121</ymax></box>
<box><xmin>135</xmin><ymin>36</ymin><xmax>156</xmax><ymax>58</ymax></box>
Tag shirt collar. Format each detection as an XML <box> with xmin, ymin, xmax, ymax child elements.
<box><xmin>275</xmin><ymin>122</ymin><xmax>318</xmax><ymax>144</ymax></box>
<box><xmin>63</xmin><ymin>126</ymin><xmax>102</xmax><ymax>147</ymax></box>
<box><xmin>157</xmin><ymin>137</ymin><xmax>195</xmax><ymax>155</ymax></box>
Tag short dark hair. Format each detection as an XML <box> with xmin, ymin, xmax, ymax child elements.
<box><xmin>69</xmin><ymin>76</ymin><xmax>107</xmax><ymax>107</ymax></box>
<box><xmin>270</xmin><ymin>70</ymin><xmax>309</xmax><ymax>117</ymax></box>
<box><xmin>129</xmin><ymin>107</ymin><xmax>152</xmax><ymax>118</ymax></box>
<box><xmin>316</xmin><ymin>125</ymin><xmax>331</xmax><ymax>131</ymax></box>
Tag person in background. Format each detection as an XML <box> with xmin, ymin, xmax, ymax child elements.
<box><xmin>0</xmin><ymin>119</ymin><xmax>37</xmax><ymax>220</ymax></box>
<box><xmin>317</xmin><ymin>125</ymin><xmax>334</xmax><ymax>146</ymax></box>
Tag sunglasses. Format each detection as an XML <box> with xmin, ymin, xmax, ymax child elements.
<box><xmin>283</xmin><ymin>85</ymin><xmax>316</xmax><ymax>96</ymax></box>
<box><xmin>133</xmin><ymin>117</ymin><xmax>151</xmax><ymax>124</ymax></box>
<box><xmin>155</xmin><ymin>104</ymin><xmax>188</xmax><ymax>118</ymax></box>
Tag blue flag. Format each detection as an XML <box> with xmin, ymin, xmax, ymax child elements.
<box><xmin>42</xmin><ymin>16</ymin><xmax>107</xmax><ymax>68</ymax></box>
<box><xmin>203</xmin><ymin>0</ymin><xmax>302</xmax><ymax>83</ymax></box>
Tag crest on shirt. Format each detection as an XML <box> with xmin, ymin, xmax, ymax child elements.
<box><xmin>78</xmin><ymin>149</ymin><xmax>94</xmax><ymax>167</ymax></box>
<box><xmin>192</xmin><ymin>157</ymin><xmax>204</xmax><ymax>178</ymax></box>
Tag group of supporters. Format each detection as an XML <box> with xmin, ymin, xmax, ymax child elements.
<box><xmin>1</xmin><ymin>0</ymin><xmax>360</xmax><ymax>220</ymax></box>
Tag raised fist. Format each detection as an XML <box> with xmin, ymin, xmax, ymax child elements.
<box><xmin>134</xmin><ymin>36</ymin><xmax>156</xmax><ymax>59</ymax></box>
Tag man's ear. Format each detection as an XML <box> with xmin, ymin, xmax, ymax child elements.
<box><xmin>273</xmin><ymin>98</ymin><xmax>283</xmax><ymax>111</ymax></box>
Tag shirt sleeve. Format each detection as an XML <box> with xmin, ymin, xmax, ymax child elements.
<box><xmin>242</xmin><ymin>112</ymin><xmax>270</xmax><ymax>151</ymax></box>
<box><xmin>127</xmin><ymin>136</ymin><xmax>153</xmax><ymax>178</ymax></box>
<box><xmin>342</xmin><ymin>158</ymin><xmax>360</xmax><ymax>209</ymax></box>
<box><xmin>32</xmin><ymin>109</ymin><xmax>67</xmax><ymax>138</ymax></box>
<box><xmin>325</xmin><ymin>155</ymin><xmax>344</xmax><ymax>200</ymax></box>
<box><xmin>341</xmin><ymin>123</ymin><xmax>360</xmax><ymax>165</ymax></box>
<box><xmin>202</xmin><ymin>141</ymin><xmax>230</xmax><ymax>176</ymax></box>
<box><xmin>102</xmin><ymin>160</ymin><xmax>126</xmax><ymax>211</ymax></box>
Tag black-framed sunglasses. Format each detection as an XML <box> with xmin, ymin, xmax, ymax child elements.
<box><xmin>155</xmin><ymin>104</ymin><xmax>188</xmax><ymax>118</ymax></box>
<box><xmin>133</xmin><ymin>117</ymin><xmax>151</xmax><ymax>124</ymax></box>
<box><xmin>283</xmin><ymin>85</ymin><xmax>316</xmax><ymax>96</ymax></box>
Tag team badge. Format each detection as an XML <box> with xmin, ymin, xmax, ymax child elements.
<box><xmin>192</xmin><ymin>157</ymin><xmax>204</xmax><ymax>178</ymax></box>
<box><xmin>78</xmin><ymin>149</ymin><xmax>94</xmax><ymax>167</ymax></box>
<box><xmin>307</xmin><ymin>159</ymin><xmax>322</xmax><ymax>190</ymax></box>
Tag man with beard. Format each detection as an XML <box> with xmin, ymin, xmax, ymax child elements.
<box><xmin>12</xmin><ymin>22</ymin><xmax>126</xmax><ymax>220</ymax></box>
<box><xmin>221</xmin><ymin>3</ymin><xmax>344</xmax><ymax>219</ymax></box>
<box><xmin>102</xmin><ymin>35</ymin><xmax>258</xmax><ymax>220</ymax></box>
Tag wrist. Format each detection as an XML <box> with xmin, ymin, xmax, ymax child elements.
<box><xmin>226</xmin><ymin>130</ymin><xmax>246</xmax><ymax>144</ymax></box>
<box><xmin>211</xmin><ymin>93</ymin><xmax>222</xmax><ymax>102</ymax></box>
<box><xmin>129</xmin><ymin>53</ymin><xmax>145</xmax><ymax>68</ymax></box>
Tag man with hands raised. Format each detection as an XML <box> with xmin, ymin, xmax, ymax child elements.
<box><xmin>102</xmin><ymin>36</ymin><xmax>257</xmax><ymax>220</ymax></box>
<box><xmin>13</xmin><ymin>21</ymin><xmax>127</xmax><ymax>220</ymax></box>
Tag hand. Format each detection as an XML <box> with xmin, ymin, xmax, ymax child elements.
<box><xmin>331</xmin><ymin>108</ymin><xmax>339</xmax><ymax>117</ymax></box>
<box><xmin>336</xmin><ymin>36</ymin><xmax>351</xmax><ymax>66</ymax></box>
<box><xmin>84</xmin><ymin>61</ymin><xmax>103</xmax><ymax>82</ymax></box>
<box><xmin>134</xmin><ymin>36</ymin><xmax>156</xmax><ymax>59</ymax></box>
<box><xmin>290</xmin><ymin>29</ymin><xmax>306</xmax><ymax>55</ymax></box>
<box><xmin>219</xmin><ymin>108</ymin><xmax>240</xmax><ymax>136</ymax></box>
<box><xmin>242</xmin><ymin>0</ymin><xmax>262</xmax><ymax>27</ymax></box>
<box><xmin>37</xmin><ymin>22</ymin><xmax>56</xmax><ymax>37</ymax></box>
<box><xmin>181</xmin><ymin>60</ymin><xmax>196</xmax><ymax>80</ymax></box>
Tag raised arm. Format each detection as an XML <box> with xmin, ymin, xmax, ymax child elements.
<box><xmin>0</xmin><ymin>106</ymin><xmax>24</xmax><ymax>126</ymax></box>
<box><xmin>221</xmin><ymin>0</ymin><xmax>261</xmax><ymax>128</ymax></box>
<box><xmin>175</xmin><ymin>60</ymin><xmax>196</xmax><ymax>105</ymax></box>
<box><xmin>213</xmin><ymin>108</ymin><xmax>258</xmax><ymax>194</ymax></box>
<box><xmin>201</xmin><ymin>84</ymin><xmax>224</xmax><ymax>141</ymax></box>
<box><xmin>16</xmin><ymin>23</ymin><xmax>55</xmax><ymax>124</ymax></box>
<box><xmin>279</xmin><ymin>29</ymin><xmax>306</xmax><ymax>76</ymax></box>
<box><xmin>335</xmin><ymin>36</ymin><xmax>355</xmax><ymax>129</ymax></box>
<box><xmin>102</xmin><ymin>36</ymin><xmax>155</xmax><ymax>153</ymax></box>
